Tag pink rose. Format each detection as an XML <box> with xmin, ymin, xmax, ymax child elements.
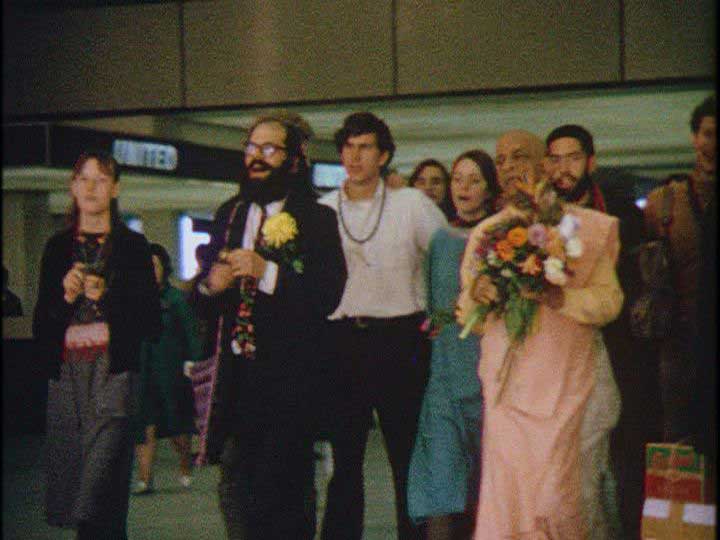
<box><xmin>527</xmin><ymin>223</ymin><xmax>548</xmax><ymax>248</ymax></box>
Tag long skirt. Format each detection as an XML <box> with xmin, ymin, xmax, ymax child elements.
<box><xmin>45</xmin><ymin>349</ymin><xmax>136</xmax><ymax>538</ymax></box>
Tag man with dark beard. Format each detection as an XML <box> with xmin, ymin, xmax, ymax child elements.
<box><xmin>546</xmin><ymin>124</ymin><xmax>652</xmax><ymax>540</ymax></box>
<box><xmin>192</xmin><ymin>116</ymin><xmax>347</xmax><ymax>539</ymax></box>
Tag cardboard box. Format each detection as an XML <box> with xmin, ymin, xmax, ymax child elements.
<box><xmin>641</xmin><ymin>498</ymin><xmax>715</xmax><ymax>540</ymax></box>
<box><xmin>645</xmin><ymin>443</ymin><xmax>705</xmax><ymax>502</ymax></box>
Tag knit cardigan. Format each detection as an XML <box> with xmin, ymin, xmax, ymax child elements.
<box><xmin>33</xmin><ymin>224</ymin><xmax>162</xmax><ymax>380</ymax></box>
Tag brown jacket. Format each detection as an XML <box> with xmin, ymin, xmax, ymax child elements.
<box><xmin>644</xmin><ymin>174</ymin><xmax>714</xmax><ymax>334</ymax></box>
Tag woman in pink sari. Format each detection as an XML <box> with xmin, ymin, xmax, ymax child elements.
<box><xmin>456</xmin><ymin>160</ymin><xmax>623</xmax><ymax>539</ymax></box>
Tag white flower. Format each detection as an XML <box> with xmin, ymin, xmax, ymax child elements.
<box><xmin>487</xmin><ymin>250</ymin><xmax>502</xmax><ymax>267</ymax></box>
<box><xmin>558</xmin><ymin>214</ymin><xmax>580</xmax><ymax>240</ymax></box>
<box><xmin>500</xmin><ymin>268</ymin><xmax>514</xmax><ymax>278</ymax></box>
<box><xmin>565</xmin><ymin>236</ymin><xmax>583</xmax><ymax>258</ymax></box>
<box><xmin>544</xmin><ymin>256</ymin><xmax>568</xmax><ymax>286</ymax></box>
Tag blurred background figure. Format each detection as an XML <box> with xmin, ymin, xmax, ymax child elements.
<box><xmin>3</xmin><ymin>265</ymin><xmax>23</xmax><ymax>317</ymax></box>
<box><xmin>386</xmin><ymin>167</ymin><xmax>409</xmax><ymax>188</ymax></box>
<box><xmin>643</xmin><ymin>94</ymin><xmax>716</xmax><ymax>443</ymax></box>
<box><xmin>133</xmin><ymin>242</ymin><xmax>202</xmax><ymax>494</ymax></box>
<box><xmin>409</xmin><ymin>158</ymin><xmax>456</xmax><ymax>219</ymax></box>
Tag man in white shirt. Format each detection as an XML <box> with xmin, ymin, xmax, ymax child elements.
<box><xmin>193</xmin><ymin>115</ymin><xmax>346</xmax><ymax>539</ymax></box>
<box><xmin>319</xmin><ymin>112</ymin><xmax>446</xmax><ymax>540</ymax></box>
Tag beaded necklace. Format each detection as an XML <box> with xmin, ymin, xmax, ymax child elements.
<box><xmin>337</xmin><ymin>181</ymin><xmax>387</xmax><ymax>244</ymax></box>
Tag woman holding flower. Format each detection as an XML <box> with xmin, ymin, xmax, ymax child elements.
<box><xmin>408</xmin><ymin>150</ymin><xmax>500</xmax><ymax>539</ymax></box>
<box><xmin>34</xmin><ymin>150</ymin><xmax>161</xmax><ymax>539</ymax></box>
<box><xmin>456</xmin><ymin>145</ymin><xmax>623</xmax><ymax>538</ymax></box>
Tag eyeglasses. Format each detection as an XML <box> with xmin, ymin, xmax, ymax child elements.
<box><xmin>243</xmin><ymin>142</ymin><xmax>287</xmax><ymax>159</ymax></box>
<box><xmin>547</xmin><ymin>152</ymin><xmax>586</xmax><ymax>166</ymax></box>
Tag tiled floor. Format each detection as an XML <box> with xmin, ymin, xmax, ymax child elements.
<box><xmin>2</xmin><ymin>427</ymin><xmax>397</xmax><ymax>540</ymax></box>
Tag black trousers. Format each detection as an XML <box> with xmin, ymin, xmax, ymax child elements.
<box><xmin>320</xmin><ymin>313</ymin><xmax>429</xmax><ymax>540</ymax></box>
<box><xmin>217</xmin><ymin>414</ymin><xmax>315</xmax><ymax>540</ymax></box>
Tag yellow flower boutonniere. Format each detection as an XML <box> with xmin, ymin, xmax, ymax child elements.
<box><xmin>261</xmin><ymin>212</ymin><xmax>298</xmax><ymax>248</ymax></box>
<box><xmin>259</xmin><ymin>212</ymin><xmax>304</xmax><ymax>273</ymax></box>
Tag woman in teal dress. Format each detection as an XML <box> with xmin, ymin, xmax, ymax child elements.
<box><xmin>408</xmin><ymin>150</ymin><xmax>500</xmax><ymax>540</ymax></box>
<box><xmin>133</xmin><ymin>243</ymin><xmax>202</xmax><ymax>494</ymax></box>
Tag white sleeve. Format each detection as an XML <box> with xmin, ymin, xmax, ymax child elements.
<box><xmin>257</xmin><ymin>260</ymin><xmax>279</xmax><ymax>295</ymax></box>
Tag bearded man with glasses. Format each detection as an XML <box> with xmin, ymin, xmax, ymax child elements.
<box><xmin>192</xmin><ymin>115</ymin><xmax>347</xmax><ymax>539</ymax></box>
<box><xmin>546</xmin><ymin>124</ymin><xmax>649</xmax><ymax>540</ymax></box>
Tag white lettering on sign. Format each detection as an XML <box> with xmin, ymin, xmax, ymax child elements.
<box><xmin>112</xmin><ymin>139</ymin><xmax>178</xmax><ymax>171</ymax></box>
<box><xmin>683</xmin><ymin>503</ymin><xmax>716</xmax><ymax>526</ymax></box>
<box><xmin>642</xmin><ymin>498</ymin><xmax>670</xmax><ymax>519</ymax></box>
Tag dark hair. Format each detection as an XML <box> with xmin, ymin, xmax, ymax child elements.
<box><xmin>451</xmin><ymin>149</ymin><xmax>501</xmax><ymax>215</ymax></box>
<box><xmin>149</xmin><ymin>243</ymin><xmax>173</xmax><ymax>286</ymax></box>
<box><xmin>334</xmin><ymin>112</ymin><xmax>395</xmax><ymax>172</ymax></box>
<box><xmin>66</xmin><ymin>150</ymin><xmax>123</xmax><ymax>230</ymax></box>
<box><xmin>691</xmin><ymin>95</ymin><xmax>715</xmax><ymax>133</ymax></box>
<box><xmin>246</xmin><ymin>117</ymin><xmax>317</xmax><ymax>198</ymax></box>
<box><xmin>545</xmin><ymin>124</ymin><xmax>595</xmax><ymax>156</ymax></box>
<box><xmin>409</xmin><ymin>159</ymin><xmax>453</xmax><ymax>216</ymax></box>
<box><xmin>409</xmin><ymin>159</ymin><xmax>450</xmax><ymax>187</ymax></box>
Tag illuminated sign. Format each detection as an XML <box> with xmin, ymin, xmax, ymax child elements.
<box><xmin>112</xmin><ymin>139</ymin><xmax>178</xmax><ymax>171</ymax></box>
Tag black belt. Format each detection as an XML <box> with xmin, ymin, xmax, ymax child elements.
<box><xmin>335</xmin><ymin>312</ymin><xmax>424</xmax><ymax>329</ymax></box>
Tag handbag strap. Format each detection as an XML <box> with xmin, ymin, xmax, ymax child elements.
<box><xmin>685</xmin><ymin>173</ymin><xmax>705</xmax><ymax>225</ymax></box>
<box><xmin>659</xmin><ymin>183</ymin><xmax>674</xmax><ymax>238</ymax></box>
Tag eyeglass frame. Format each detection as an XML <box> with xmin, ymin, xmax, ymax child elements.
<box><xmin>546</xmin><ymin>151</ymin><xmax>587</xmax><ymax>166</ymax></box>
<box><xmin>243</xmin><ymin>141</ymin><xmax>288</xmax><ymax>159</ymax></box>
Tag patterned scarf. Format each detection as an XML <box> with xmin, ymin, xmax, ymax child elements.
<box><xmin>227</xmin><ymin>204</ymin><xmax>267</xmax><ymax>360</ymax></box>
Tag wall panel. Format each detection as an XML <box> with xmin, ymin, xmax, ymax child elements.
<box><xmin>183</xmin><ymin>0</ymin><xmax>394</xmax><ymax>106</ymax></box>
<box><xmin>2</xmin><ymin>4</ymin><xmax>183</xmax><ymax>116</ymax></box>
<box><xmin>396</xmin><ymin>0</ymin><xmax>621</xmax><ymax>94</ymax></box>
<box><xmin>624</xmin><ymin>0</ymin><xmax>716</xmax><ymax>80</ymax></box>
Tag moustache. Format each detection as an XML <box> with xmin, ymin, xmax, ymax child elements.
<box><xmin>248</xmin><ymin>160</ymin><xmax>271</xmax><ymax>171</ymax></box>
<box><xmin>554</xmin><ymin>174</ymin><xmax>577</xmax><ymax>187</ymax></box>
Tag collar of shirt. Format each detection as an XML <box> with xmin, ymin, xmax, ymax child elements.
<box><xmin>339</xmin><ymin>178</ymin><xmax>384</xmax><ymax>203</ymax></box>
<box><xmin>242</xmin><ymin>199</ymin><xmax>285</xmax><ymax>249</ymax></box>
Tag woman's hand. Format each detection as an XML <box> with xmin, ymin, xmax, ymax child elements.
<box><xmin>63</xmin><ymin>262</ymin><xmax>86</xmax><ymax>304</ymax></box>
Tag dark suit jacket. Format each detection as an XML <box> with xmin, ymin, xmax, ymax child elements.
<box><xmin>193</xmin><ymin>190</ymin><xmax>347</xmax><ymax>460</ymax></box>
<box><xmin>33</xmin><ymin>223</ymin><xmax>162</xmax><ymax>380</ymax></box>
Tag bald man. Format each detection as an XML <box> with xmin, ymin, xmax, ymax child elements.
<box><xmin>493</xmin><ymin>129</ymin><xmax>546</xmax><ymax>205</ymax></box>
<box><xmin>482</xmin><ymin>130</ymin><xmax>622</xmax><ymax>537</ymax></box>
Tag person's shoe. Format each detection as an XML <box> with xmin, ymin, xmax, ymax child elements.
<box><xmin>179</xmin><ymin>475</ymin><xmax>192</xmax><ymax>489</ymax></box>
<box><xmin>132</xmin><ymin>480</ymin><xmax>154</xmax><ymax>495</ymax></box>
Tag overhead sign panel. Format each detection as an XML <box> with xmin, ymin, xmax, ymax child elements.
<box><xmin>112</xmin><ymin>139</ymin><xmax>178</xmax><ymax>171</ymax></box>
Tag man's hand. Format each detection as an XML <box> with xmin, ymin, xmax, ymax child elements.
<box><xmin>470</xmin><ymin>274</ymin><xmax>498</xmax><ymax>305</ymax></box>
<box><xmin>206</xmin><ymin>261</ymin><xmax>235</xmax><ymax>295</ymax></box>
<box><xmin>539</xmin><ymin>284</ymin><xmax>565</xmax><ymax>310</ymax></box>
<box><xmin>63</xmin><ymin>262</ymin><xmax>86</xmax><ymax>304</ymax></box>
<box><xmin>224</xmin><ymin>249</ymin><xmax>268</xmax><ymax>280</ymax></box>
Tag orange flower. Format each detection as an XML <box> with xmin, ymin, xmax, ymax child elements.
<box><xmin>495</xmin><ymin>240</ymin><xmax>515</xmax><ymax>261</ymax></box>
<box><xmin>507</xmin><ymin>226</ymin><xmax>528</xmax><ymax>247</ymax></box>
<box><xmin>520</xmin><ymin>253</ymin><xmax>542</xmax><ymax>276</ymax></box>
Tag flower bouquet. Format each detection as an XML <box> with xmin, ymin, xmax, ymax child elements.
<box><xmin>459</xmin><ymin>180</ymin><xmax>583</xmax><ymax>342</ymax></box>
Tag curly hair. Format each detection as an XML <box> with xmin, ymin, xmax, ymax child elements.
<box><xmin>333</xmin><ymin>112</ymin><xmax>395</xmax><ymax>173</ymax></box>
